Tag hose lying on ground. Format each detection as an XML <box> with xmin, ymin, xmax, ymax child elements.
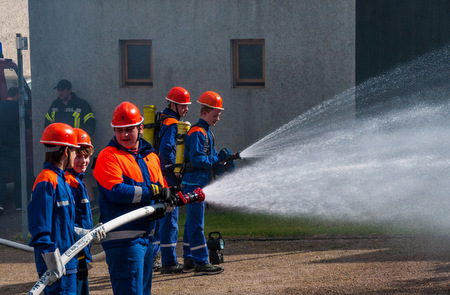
<box><xmin>0</xmin><ymin>238</ymin><xmax>106</xmax><ymax>261</ymax></box>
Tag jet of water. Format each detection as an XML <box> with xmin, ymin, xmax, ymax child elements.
<box><xmin>204</xmin><ymin>45</ymin><xmax>450</xmax><ymax>232</ymax></box>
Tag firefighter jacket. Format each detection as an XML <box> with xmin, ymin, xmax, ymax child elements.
<box><xmin>45</xmin><ymin>93</ymin><xmax>96</xmax><ymax>136</ymax></box>
<box><xmin>65</xmin><ymin>168</ymin><xmax>93</xmax><ymax>262</ymax></box>
<box><xmin>159</xmin><ymin>108</ymin><xmax>180</xmax><ymax>187</ymax></box>
<box><xmin>93</xmin><ymin>137</ymin><xmax>166</xmax><ymax>245</ymax></box>
<box><xmin>28</xmin><ymin>162</ymin><xmax>78</xmax><ymax>274</ymax></box>
<box><xmin>182</xmin><ymin>118</ymin><xmax>220</xmax><ymax>188</ymax></box>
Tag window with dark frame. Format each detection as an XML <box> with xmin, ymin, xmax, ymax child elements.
<box><xmin>120</xmin><ymin>40</ymin><xmax>153</xmax><ymax>87</ymax></box>
<box><xmin>232</xmin><ymin>39</ymin><xmax>265</xmax><ymax>88</ymax></box>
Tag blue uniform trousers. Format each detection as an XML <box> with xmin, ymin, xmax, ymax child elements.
<box><xmin>182</xmin><ymin>185</ymin><xmax>209</xmax><ymax>265</ymax></box>
<box><xmin>104</xmin><ymin>237</ymin><xmax>154</xmax><ymax>295</ymax></box>
<box><xmin>160</xmin><ymin>206</ymin><xmax>180</xmax><ymax>266</ymax></box>
<box><xmin>40</xmin><ymin>272</ymin><xmax>77</xmax><ymax>295</ymax></box>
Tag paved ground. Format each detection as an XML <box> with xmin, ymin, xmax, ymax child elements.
<box><xmin>1</xmin><ymin>199</ymin><xmax>450</xmax><ymax>294</ymax></box>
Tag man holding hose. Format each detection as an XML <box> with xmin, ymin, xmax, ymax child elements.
<box><xmin>93</xmin><ymin>101</ymin><xmax>204</xmax><ymax>294</ymax></box>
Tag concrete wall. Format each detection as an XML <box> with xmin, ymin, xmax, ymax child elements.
<box><xmin>0</xmin><ymin>0</ymin><xmax>31</xmax><ymax>77</ymax></box>
<box><xmin>29</xmin><ymin>0</ymin><xmax>355</xmax><ymax>173</ymax></box>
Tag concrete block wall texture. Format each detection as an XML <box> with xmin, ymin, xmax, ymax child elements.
<box><xmin>28</xmin><ymin>0</ymin><xmax>356</xmax><ymax>175</ymax></box>
<box><xmin>0</xmin><ymin>0</ymin><xmax>31</xmax><ymax>78</ymax></box>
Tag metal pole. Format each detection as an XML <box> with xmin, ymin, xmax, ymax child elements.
<box><xmin>16</xmin><ymin>33</ymin><xmax>28</xmax><ymax>242</ymax></box>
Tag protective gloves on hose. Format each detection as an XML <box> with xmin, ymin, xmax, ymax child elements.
<box><xmin>150</xmin><ymin>186</ymin><xmax>179</xmax><ymax>217</ymax></box>
<box><xmin>219</xmin><ymin>148</ymin><xmax>241</xmax><ymax>163</ymax></box>
<box><xmin>74</xmin><ymin>224</ymin><xmax>106</xmax><ymax>243</ymax></box>
<box><xmin>42</xmin><ymin>248</ymin><xmax>65</xmax><ymax>285</ymax></box>
<box><xmin>217</xmin><ymin>148</ymin><xmax>240</xmax><ymax>174</ymax></box>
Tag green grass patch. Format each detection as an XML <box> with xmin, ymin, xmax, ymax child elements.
<box><xmin>178</xmin><ymin>207</ymin><xmax>412</xmax><ymax>239</ymax></box>
<box><xmin>91</xmin><ymin>207</ymin><xmax>419</xmax><ymax>239</ymax></box>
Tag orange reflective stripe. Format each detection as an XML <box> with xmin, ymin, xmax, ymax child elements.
<box><xmin>33</xmin><ymin>169</ymin><xmax>58</xmax><ymax>190</ymax></box>
<box><xmin>94</xmin><ymin>147</ymin><xmax>166</xmax><ymax>190</ymax></box>
<box><xmin>94</xmin><ymin>147</ymin><xmax>143</xmax><ymax>190</ymax></box>
<box><xmin>144</xmin><ymin>152</ymin><xmax>165</xmax><ymax>186</ymax></box>
<box><xmin>188</xmin><ymin>126</ymin><xmax>206</xmax><ymax>137</ymax></box>
<box><xmin>163</xmin><ymin>117</ymin><xmax>178</xmax><ymax>126</ymax></box>
<box><xmin>65</xmin><ymin>172</ymin><xmax>80</xmax><ymax>188</ymax></box>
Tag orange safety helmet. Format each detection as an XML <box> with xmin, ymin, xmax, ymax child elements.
<box><xmin>197</xmin><ymin>91</ymin><xmax>224</xmax><ymax>110</ymax></box>
<box><xmin>166</xmin><ymin>87</ymin><xmax>191</xmax><ymax>105</ymax></box>
<box><xmin>40</xmin><ymin>123</ymin><xmax>80</xmax><ymax>148</ymax></box>
<box><xmin>111</xmin><ymin>101</ymin><xmax>144</xmax><ymax>128</ymax></box>
<box><xmin>75</xmin><ymin>128</ymin><xmax>93</xmax><ymax>148</ymax></box>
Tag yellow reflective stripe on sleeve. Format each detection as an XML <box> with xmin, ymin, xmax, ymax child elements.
<box><xmin>46</xmin><ymin>112</ymin><xmax>55</xmax><ymax>123</ymax></box>
<box><xmin>73</xmin><ymin>112</ymin><xmax>80</xmax><ymax>128</ymax></box>
<box><xmin>84</xmin><ymin>113</ymin><xmax>94</xmax><ymax>123</ymax></box>
<box><xmin>151</xmin><ymin>184</ymin><xmax>160</xmax><ymax>195</ymax></box>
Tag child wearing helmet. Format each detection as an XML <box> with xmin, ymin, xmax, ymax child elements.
<box><xmin>156</xmin><ymin>86</ymin><xmax>191</xmax><ymax>274</ymax></box>
<box><xmin>181</xmin><ymin>91</ymin><xmax>232</xmax><ymax>275</ymax></box>
<box><xmin>65</xmin><ymin>128</ymin><xmax>96</xmax><ymax>295</ymax></box>
<box><xmin>28</xmin><ymin>123</ymin><xmax>80</xmax><ymax>294</ymax></box>
<box><xmin>93</xmin><ymin>101</ymin><xmax>187</xmax><ymax>294</ymax></box>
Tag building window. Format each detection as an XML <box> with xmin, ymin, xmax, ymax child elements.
<box><xmin>232</xmin><ymin>39</ymin><xmax>265</xmax><ymax>88</ymax></box>
<box><xmin>120</xmin><ymin>40</ymin><xmax>153</xmax><ymax>87</ymax></box>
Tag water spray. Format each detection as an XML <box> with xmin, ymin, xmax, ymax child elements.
<box><xmin>204</xmin><ymin>45</ymin><xmax>450</xmax><ymax>233</ymax></box>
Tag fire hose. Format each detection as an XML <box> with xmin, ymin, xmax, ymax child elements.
<box><xmin>0</xmin><ymin>238</ymin><xmax>106</xmax><ymax>261</ymax></box>
<box><xmin>27</xmin><ymin>191</ymin><xmax>202</xmax><ymax>295</ymax></box>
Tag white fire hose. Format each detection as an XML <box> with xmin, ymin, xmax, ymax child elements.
<box><xmin>27</xmin><ymin>203</ymin><xmax>166</xmax><ymax>295</ymax></box>
<box><xmin>0</xmin><ymin>238</ymin><xmax>106</xmax><ymax>261</ymax></box>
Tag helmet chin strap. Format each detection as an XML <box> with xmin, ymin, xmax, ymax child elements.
<box><xmin>63</xmin><ymin>147</ymin><xmax>71</xmax><ymax>170</ymax></box>
<box><xmin>172</xmin><ymin>102</ymin><xmax>184</xmax><ymax>118</ymax></box>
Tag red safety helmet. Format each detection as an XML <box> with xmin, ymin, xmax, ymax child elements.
<box><xmin>166</xmin><ymin>87</ymin><xmax>191</xmax><ymax>105</ymax></box>
<box><xmin>197</xmin><ymin>91</ymin><xmax>224</xmax><ymax>110</ymax></box>
<box><xmin>111</xmin><ymin>101</ymin><xmax>144</xmax><ymax>128</ymax></box>
<box><xmin>75</xmin><ymin>128</ymin><xmax>93</xmax><ymax>148</ymax></box>
<box><xmin>40</xmin><ymin>123</ymin><xmax>79</xmax><ymax>148</ymax></box>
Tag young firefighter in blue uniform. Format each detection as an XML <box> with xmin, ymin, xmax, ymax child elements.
<box><xmin>93</xmin><ymin>101</ymin><xmax>188</xmax><ymax>294</ymax></box>
<box><xmin>65</xmin><ymin>128</ymin><xmax>95</xmax><ymax>295</ymax></box>
<box><xmin>28</xmin><ymin>123</ymin><xmax>81</xmax><ymax>294</ymax></box>
<box><xmin>182</xmin><ymin>91</ymin><xmax>236</xmax><ymax>275</ymax></box>
<box><xmin>158</xmin><ymin>86</ymin><xmax>191</xmax><ymax>274</ymax></box>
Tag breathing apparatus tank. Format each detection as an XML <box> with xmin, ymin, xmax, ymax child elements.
<box><xmin>143</xmin><ymin>105</ymin><xmax>157</xmax><ymax>145</ymax></box>
<box><xmin>174</xmin><ymin>121</ymin><xmax>190</xmax><ymax>177</ymax></box>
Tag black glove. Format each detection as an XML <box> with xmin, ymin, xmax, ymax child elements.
<box><xmin>218</xmin><ymin>148</ymin><xmax>231</xmax><ymax>161</ymax></box>
<box><xmin>160</xmin><ymin>187</ymin><xmax>178</xmax><ymax>207</ymax></box>
<box><xmin>149</xmin><ymin>205</ymin><xmax>166</xmax><ymax>221</ymax></box>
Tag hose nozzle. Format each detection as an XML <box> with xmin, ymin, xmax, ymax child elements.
<box><xmin>234</xmin><ymin>151</ymin><xmax>242</xmax><ymax>160</ymax></box>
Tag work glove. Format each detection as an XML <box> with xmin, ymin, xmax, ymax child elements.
<box><xmin>74</xmin><ymin>225</ymin><xmax>106</xmax><ymax>243</ymax></box>
<box><xmin>42</xmin><ymin>248</ymin><xmax>65</xmax><ymax>285</ymax></box>
<box><xmin>158</xmin><ymin>187</ymin><xmax>178</xmax><ymax>207</ymax></box>
<box><xmin>213</xmin><ymin>162</ymin><xmax>226</xmax><ymax>176</ymax></box>
<box><xmin>218</xmin><ymin>148</ymin><xmax>231</xmax><ymax>161</ymax></box>
<box><xmin>149</xmin><ymin>205</ymin><xmax>166</xmax><ymax>220</ymax></box>
<box><xmin>224</xmin><ymin>159</ymin><xmax>236</xmax><ymax>173</ymax></box>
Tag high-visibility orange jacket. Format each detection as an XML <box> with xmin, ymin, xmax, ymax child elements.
<box><xmin>93</xmin><ymin>137</ymin><xmax>166</xmax><ymax>243</ymax></box>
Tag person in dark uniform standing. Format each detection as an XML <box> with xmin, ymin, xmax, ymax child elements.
<box><xmin>45</xmin><ymin>79</ymin><xmax>96</xmax><ymax>136</ymax></box>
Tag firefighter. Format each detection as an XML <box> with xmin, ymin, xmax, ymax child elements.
<box><xmin>93</xmin><ymin>101</ymin><xmax>179</xmax><ymax>294</ymax></box>
<box><xmin>181</xmin><ymin>91</ymin><xmax>234</xmax><ymax>275</ymax></box>
<box><xmin>157</xmin><ymin>86</ymin><xmax>191</xmax><ymax>274</ymax></box>
<box><xmin>65</xmin><ymin>128</ymin><xmax>95</xmax><ymax>295</ymax></box>
<box><xmin>28</xmin><ymin>123</ymin><xmax>81</xmax><ymax>294</ymax></box>
<box><xmin>45</xmin><ymin>79</ymin><xmax>96</xmax><ymax>136</ymax></box>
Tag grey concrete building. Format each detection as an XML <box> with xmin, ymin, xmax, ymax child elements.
<box><xmin>28</xmin><ymin>0</ymin><xmax>355</xmax><ymax>173</ymax></box>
